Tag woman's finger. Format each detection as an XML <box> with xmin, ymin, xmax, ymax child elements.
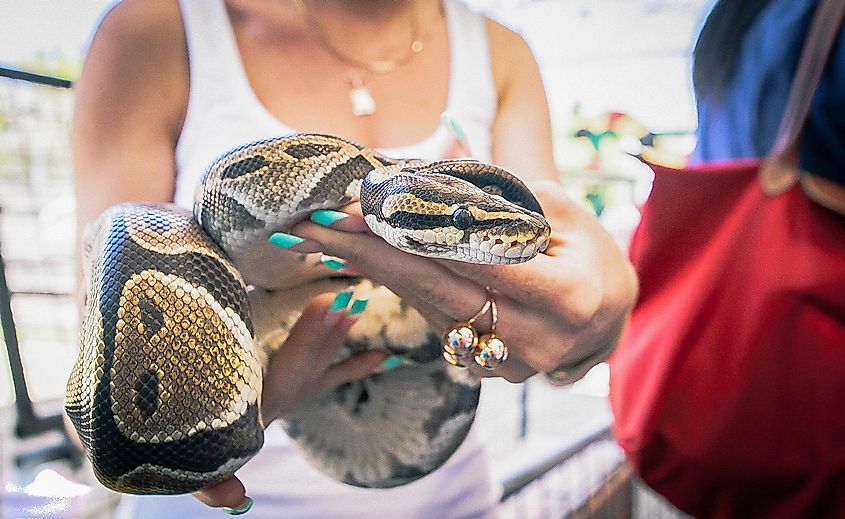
<box><xmin>260</xmin><ymin>291</ymin><xmax>363</xmax><ymax>423</ymax></box>
<box><xmin>469</xmin><ymin>355</ymin><xmax>537</xmax><ymax>383</ymax></box>
<box><xmin>192</xmin><ymin>477</ymin><xmax>252</xmax><ymax>514</ymax></box>
<box><xmin>292</xmin><ymin>221</ymin><xmax>570</xmax><ymax>362</ymax></box>
<box><xmin>318</xmin><ymin>350</ymin><xmax>390</xmax><ymax>391</ymax></box>
<box><xmin>299</xmin><ymin>292</ymin><xmax>359</xmax><ymax>366</ymax></box>
<box><xmin>309</xmin><ymin>205</ymin><xmax>368</xmax><ymax>232</ymax></box>
<box><xmin>294</xmin><ymin>222</ymin><xmax>485</xmax><ymax>312</ymax></box>
<box><xmin>292</xmin><ymin>217</ymin><xmax>591</xmax><ymax>371</ymax></box>
<box><xmin>436</xmin><ymin>252</ymin><xmax>603</xmax><ymax>327</ymax></box>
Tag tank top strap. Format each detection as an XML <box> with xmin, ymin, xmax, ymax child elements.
<box><xmin>175</xmin><ymin>0</ymin><xmax>286</xmax><ymax>208</ymax></box>
<box><xmin>177</xmin><ymin>0</ymin><xmax>254</xmax><ymax>117</ymax></box>
<box><xmin>441</xmin><ymin>0</ymin><xmax>497</xmax><ymax>162</ymax></box>
<box><xmin>443</xmin><ymin>0</ymin><xmax>496</xmax><ymax>114</ymax></box>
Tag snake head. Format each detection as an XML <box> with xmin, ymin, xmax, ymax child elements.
<box><xmin>361</xmin><ymin>162</ymin><xmax>551</xmax><ymax>265</ymax></box>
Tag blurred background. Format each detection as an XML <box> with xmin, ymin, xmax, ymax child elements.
<box><xmin>0</xmin><ymin>1</ymin><xmax>708</xmax><ymax>517</ymax></box>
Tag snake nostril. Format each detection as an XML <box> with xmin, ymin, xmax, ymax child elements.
<box><xmin>133</xmin><ymin>370</ymin><xmax>160</xmax><ymax>420</ymax></box>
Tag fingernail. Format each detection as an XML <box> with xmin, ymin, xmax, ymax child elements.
<box><xmin>380</xmin><ymin>356</ymin><xmax>403</xmax><ymax>371</ymax></box>
<box><xmin>268</xmin><ymin>232</ymin><xmax>304</xmax><ymax>249</ymax></box>
<box><xmin>311</xmin><ymin>210</ymin><xmax>348</xmax><ymax>227</ymax></box>
<box><xmin>320</xmin><ymin>255</ymin><xmax>347</xmax><ymax>271</ymax></box>
<box><xmin>441</xmin><ymin>112</ymin><xmax>467</xmax><ymax>143</ymax></box>
<box><xmin>347</xmin><ymin>299</ymin><xmax>368</xmax><ymax>316</ymax></box>
<box><xmin>329</xmin><ymin>287</ymin><xmax>354</xmax><ymax>313</ymax></box>
<box><xmin>222</xmin><ymin>496</ymin><xmax>253</xmax><ymax>515</ymax></box>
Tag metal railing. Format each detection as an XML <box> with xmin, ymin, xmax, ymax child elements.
<box><xmin>0</xmin><ymin>242</ymin><xmax>81</xmax><ymax>468</ymax></box>
<box><xmin>501</xmin><ymin>425</ymin><xmax>614</xmax><ymax>500</ymax></box>
<box><xmin>1</xmin><ymin>64</ymin><xmax>80</xmax><ymax>469</ymax></box>
<box><xmin>0</xmin><ymin>66</ymin><xmax>72</xmax><ymax>89</ymax></box>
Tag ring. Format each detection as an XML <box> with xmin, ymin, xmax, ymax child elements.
<box><xmin>441</xmin><ymin>287</ymin><xmax>508</xmax><ymax>370</ymax></box>
<box><xmin>441</xmin><ymin>297</ymin><xmax>490</xmax><ymax>368</ymax></box>
<box><xmin>473</xmin><ymin>294</ymin><xmax>508</xmax><ymax>370</ymax></box>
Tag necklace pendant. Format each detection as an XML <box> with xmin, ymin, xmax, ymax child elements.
<box><xmin>350</xmin><ymin>84</ymin><xmax>376</xmax><ymax>117</ymax></box>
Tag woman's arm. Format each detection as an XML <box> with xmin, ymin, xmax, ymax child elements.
<box><xmin>486</xmin><ymin>19</ymin><xmax>558</xmax><ymax>182</ymax></box>
<box><xmin>65</xmin><ymin>0</ymin><xmax>188</xmax><ymax>459</ymax></box>
<box><xmin>484</xmin><ymin>20</ymin><xmax>639</xmax><ymax>380</ymax></box>
<box><xmin>72</xmin><ymin>0</ymin><xmax>188</xmax><ymax>236</ymax></box>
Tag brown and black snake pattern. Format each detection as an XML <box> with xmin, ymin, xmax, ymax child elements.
<box><xmin>66</xmin><ymin>134</ymin><xmax>550</xmax><ymax>494</ymax></box>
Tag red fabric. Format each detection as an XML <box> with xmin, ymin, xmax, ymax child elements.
<box><xmin>609</xmin><ymin>160</ymin><xmax>845</xmax><ymax>518</ymax></box>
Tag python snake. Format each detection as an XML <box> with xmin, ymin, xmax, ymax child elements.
<box><xmin>65</xmin><ymin>133</ymin><xmax>550</xmax><ymax>494</ymax></box>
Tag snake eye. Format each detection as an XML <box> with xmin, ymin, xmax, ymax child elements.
<box><xmin>451</xmin><ymin>208</ymin><xmax>474</xmax><ymax>230</ymax></box>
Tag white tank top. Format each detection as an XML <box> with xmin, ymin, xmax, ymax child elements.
<box><xmin>173</xmin><ymin>0</ymin><xmax>498</xmax><ymax>210</ymax></box>
<box><xmin>116</xmin><ymin>1</ymin><xmax>503</xmax><ymax>518</ymax></box>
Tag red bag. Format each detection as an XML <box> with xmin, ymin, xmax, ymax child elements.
<box><xmin>609</xmin><ymin>2</ymin><xmax>845</xmax><ymax>517</ymax></box>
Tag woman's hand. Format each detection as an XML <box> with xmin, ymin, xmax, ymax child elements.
<box><xmin>275</xmin><ymin>180</ymin><xmax>638</xmax><ymax>383</ymax></box>
<box><xmin>193</xmin><ymin>292</ymin><xmax>387</xmax><ymax>512</ymax></box>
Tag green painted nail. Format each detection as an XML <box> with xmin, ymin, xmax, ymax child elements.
<box><xmin>222</xmin><ymin>496</ymin><xmax>253</xmax><ymax>515</ymax></box>
<box><xmin>310</xmin><ymin>210</ymin><xmax>348</xmax><ymax>227</ymax></box>
<box><xmin>268</xmin><ymin>232</ymin><xmax>304</xmax><ymax>249</ymax></box>
<box><xmin>347</xmin><ymin>299</ymin><xmax>368</xmax><ymax>316</ymax></box>
<box><xmin>329</xmin><ymin>287</ymin><xmax>354</xmax><ymax>312</ymax></box>
<box><xmin>381</xmin><ymin>356</ymin><xmax>403</xmax><ymax>371</ymax></box>
<box><xmin>320</xmin><ymin>255</ymin><xmax>347</xmax><ymax>271</ymax></box>
<box><xmin>441</xmin><ymin>112</ymin><xmax>467</xmax><ymax>143</ymax></box>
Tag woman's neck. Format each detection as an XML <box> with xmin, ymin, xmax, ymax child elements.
<box><xmin>294</xmin><ymin>0</ymin><xmax>427</xmax><ymax>72</ymax></box>
<box><xmin>303</xmin><ymin>0</ymin><xmax>412</xmax><ymax>21</ymax></box>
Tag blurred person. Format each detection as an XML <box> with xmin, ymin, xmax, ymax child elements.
<box><xmin>71</xmin><ymin>0</ymin><xmax>637</xmax><ymax>517</ymax></box>
<box><xmin>692</xmin><ymin>0</ymin><xmax>845</xmax><ymax>174</ymax></box>
<box><xmin>611</xmin><ymin>0</ymin><xmax>845</xmax><ymax>517</ymax></box>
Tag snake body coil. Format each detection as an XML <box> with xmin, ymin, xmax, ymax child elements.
<box><xmin>66</xmin><ymin>134</ymin><xmax>550</xmax><ymax>494</ymax></box>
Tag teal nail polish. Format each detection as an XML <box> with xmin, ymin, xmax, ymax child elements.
<box><xmin>222</xmin><ymin>496</ymin><xmax>253</xmax><ymax>515</ymax></box>
<box><xmin>381</xmin><ymin>356</ymin><xmax>403</xmax><ymax>371</ymax></box>
<box><xmin>310</xmin><ymin>210</ymin><xmax>348</xmax><ymax>227</ymax></box>
<box><xmin>329</xmin><ymin>287</ymin><xmax>354</xmax><ymax>312</ymax></box>
<box><xmin>441</xmin><ymin>112</ymin><xmax>467</xmax><ymax>143</ymax></box>
<box><xmin>347</xmin><ymin>299</ymin><xmax>368</xmax><ymax>316</ymax></box>
<box><xmin>268</xmin><ymin>232</ymin><xmax>304</xmax><ymax>249</ymax></box>
<box><xmin>320</xmin><ymin>255</ymin><xmax>347</xmax><ymax>271</ymax></box>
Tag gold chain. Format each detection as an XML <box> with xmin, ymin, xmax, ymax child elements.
<box><xmin>296</xmin><ymin>0</ymin><xmax>424</xmax><ymax>74</ymax></box>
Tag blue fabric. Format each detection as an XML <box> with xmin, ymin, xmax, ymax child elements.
<box><xmin>692</xmin><ymin>0</ymin><xmax>845</xmax><ymax>185</ymax></box>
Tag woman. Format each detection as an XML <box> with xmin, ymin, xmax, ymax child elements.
<box><xmin>72</xmin><ymin>0</ymin><xmax>637</xmax><ymax>516</ymax></box>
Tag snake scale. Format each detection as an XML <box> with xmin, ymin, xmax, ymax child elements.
<box><xmin>65</xmin><ymin>133</ymin><xmax>550</xmax><ymax>494</ymax></box>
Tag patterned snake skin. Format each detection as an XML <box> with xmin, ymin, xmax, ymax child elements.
<box><xmin>65</xmin><ymin>134</ymin><xmax>550</xmax><ymax>494</ymax></box>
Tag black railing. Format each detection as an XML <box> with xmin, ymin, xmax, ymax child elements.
<box><xmin>0</xmin><ymin>65</ymin><xmax>72</xmax><ymax>89</ymax></box>
<box><xmin>501</xmin><ymin>425</ymin><xmax>614</xmax><ymax>500</ymax></box>
<box><xmin>0</xmin><ymin>66</ymin><xmax>80</xmax><ymax>468</ymax></box>
<box><xmin>0</xmin><ymin>242</ymin><xmax>81</xmax><ymax>468</ymax></box>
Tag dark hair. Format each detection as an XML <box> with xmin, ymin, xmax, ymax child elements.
<box><xmin>692</xmin><ymin>0</ymin><xmax>774</xmax><ymax>100</ymax></box>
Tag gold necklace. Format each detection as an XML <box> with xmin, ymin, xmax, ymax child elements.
<box><xmin>297</xmin><ymin>0</ymin><xmax>425</xmax><ymax>116</ymax></box>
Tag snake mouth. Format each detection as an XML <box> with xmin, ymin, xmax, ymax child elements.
<box><xmin>460</xmin><ymin>211</ymin><xmax>551</xmax><ymax>264</ymax></box>
<box><xmin>365</xmin><ymin>213</ymin><xmax>551</xmax><ymax>265</ymax></box>
<box><xmin>466</xmin><ymin>232</ymin><xmax>550</xmax><ymax>264</ymax></box>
